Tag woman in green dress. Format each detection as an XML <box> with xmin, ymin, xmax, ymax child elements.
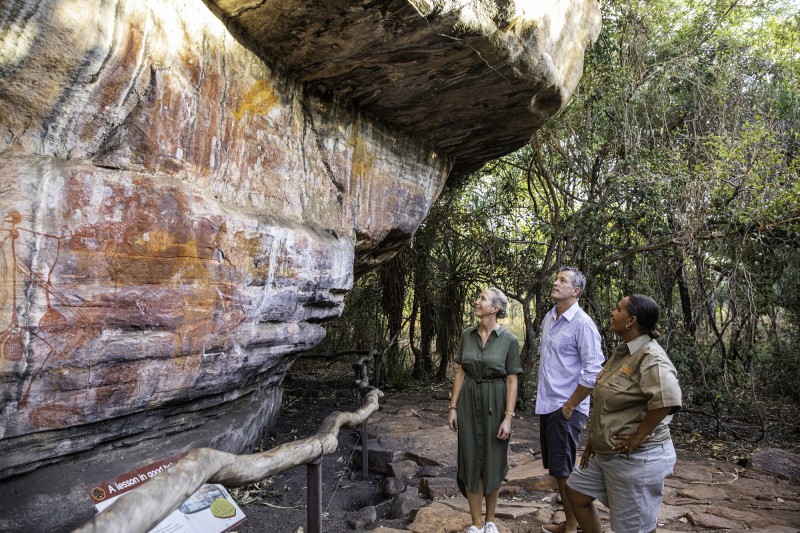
<box><xmin>448</xmin><ymin>287</ymin><xmax>522</xmax><ymax>533</ymax></box>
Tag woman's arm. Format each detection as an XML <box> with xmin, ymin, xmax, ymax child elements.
<box><xmin>579</xmin><ymin>439</ymin><xmax>594</xmax><ymax>468</ymax></box>
<box><xmin>448</xmin><ymin>365</ymin><xmax>466</xmax><ymax>432</ymax></box>
<box><xmin>497</xmin><ymin>373</ymin><xmax>518</xmax><ymax>440</ymax></box>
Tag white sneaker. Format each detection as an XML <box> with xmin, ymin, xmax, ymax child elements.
<box><xmin>465</xmin><ymin>526</ymin><xmax>484</xmax><ymax>533</ymax></box>
<box><xmin>484</xmin><ymin>522</ymin><xmax>499</xmax><ymax>533</ymax></box>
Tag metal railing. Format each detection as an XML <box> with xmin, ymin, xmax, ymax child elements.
<box><xmin>73</xmin><ymin>386</ymin><xmax>383</xmax><ymax>533</ymax></box>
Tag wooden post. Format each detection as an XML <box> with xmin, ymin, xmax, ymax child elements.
<box><xmin>372</xmin><ymin>349</ymin><xmax>382</xmax><ymax>389</ymax></box>
<box><xmin>361</xmin><ymin>394</ymin><xmax>368</xmax><ymax>480</ymax></box>
<box><xmin>307</xmin><ymin>459</ymin><xmax>323</xmax><ymax>533</ymax></box>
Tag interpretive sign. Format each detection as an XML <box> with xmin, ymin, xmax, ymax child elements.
<box><xmin>87</xmin><ymin>453</ymin><xmax>246</xmax><ymax>532</ymax></box>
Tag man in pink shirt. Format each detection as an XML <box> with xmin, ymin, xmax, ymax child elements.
<box><xmin>536</xmin><ymin>267</ymin><xmax>604</xmax><ymax>533</ymax></box>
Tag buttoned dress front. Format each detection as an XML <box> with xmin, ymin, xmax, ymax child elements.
<box><xmin>455</xmin><ymin>325</ymin><xmax>522</xmax><ymax>496</ymax></box>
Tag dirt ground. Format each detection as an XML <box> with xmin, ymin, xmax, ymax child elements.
<box><xmin>227</xmin><ymin>356</ymin><xmax>800</xmax><ymax>533</ymax></box>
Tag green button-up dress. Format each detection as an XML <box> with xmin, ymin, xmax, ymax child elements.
<box><xmin>455</xmin><ymin>324</ymin><xmax>523</xmax><ymax>496</ymax></box>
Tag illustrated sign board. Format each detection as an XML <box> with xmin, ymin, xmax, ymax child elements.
<box><xmin>87</xmin><ymin>453</ymin><xmax>246</xmax><ymax>533</ymax></box>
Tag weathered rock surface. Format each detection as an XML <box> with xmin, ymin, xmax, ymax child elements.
<box><xmin>346</xmin><ymin>504</ymin><xmax>378</xmax><ymax>529</ymax></box>
<box><xmin>0</xmin><ymin>1</ymin><xmax>600</xmax><ymax>530</ymax></box>
<box><xmin>390</xmin><ymin>488</ymin><xmax>428</xmax><ymax>520</ymax></box>
<box><xmin>384</xmin><ymin>476</ymin><xmax>408</xmax><ymax>496</ymax></box>
<box><xmin>747</xmin><ymin>447</ymin><xmax>800</xmax><ymax>482</ymax></box>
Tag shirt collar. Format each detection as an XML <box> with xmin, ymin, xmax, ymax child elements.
<box><xmin>469</xmin><ymin>324</ymin><xmax>505</xmax><ymax>336</ymax></box>
<box><xmin>625</xmin><ymin>334</ymin><xmax>651</xmax><ymax>355</ymax></box>
<box><xmin>557</xmin><ymin>301</ymin><xmax>581</xmax><ymax>321</ymax></box>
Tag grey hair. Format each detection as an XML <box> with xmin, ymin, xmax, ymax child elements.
<box><xmin>558</xmin><ymin>266</ymin><xmax>586</xmax><ymax>298</ymax></box>
<box><xmin>486</xmin><ymin>287</ymin><xmax>508</xmax><ymax>319</ymax></box>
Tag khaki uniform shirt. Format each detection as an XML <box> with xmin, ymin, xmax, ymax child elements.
<box><xmin>589</xmin><ymin>335</ymin><xmax>682</xmax><ymax>454</ymax></box>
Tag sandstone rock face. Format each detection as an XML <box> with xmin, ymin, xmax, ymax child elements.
<box><xmin>0</xmin><ymin>0</ymin><xmax>600</xmax><ymax>530</ymax></box>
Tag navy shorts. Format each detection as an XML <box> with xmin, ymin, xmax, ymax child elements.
<box><xmin>540</xmin><ymin>408</ymin><xmax>587</xmax><ymax>478</ymax></box>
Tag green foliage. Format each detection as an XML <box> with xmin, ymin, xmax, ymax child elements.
<box><xmin>309</xmin><ymin>269</ymin><xmax>386</xmax><ymax>355</ymax></box>
<box><xmin>439</xmin><ymin>0</ymin><xmax>800</xmax><ymax>418</ymax></box>
<box><xmin>383</xmin><ymin>346</ymin><xmax>415</xmax><ymax>390</ymax></box>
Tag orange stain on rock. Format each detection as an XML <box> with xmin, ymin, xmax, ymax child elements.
<box><xmin>234</xmin><ymin>230</ymin><xmax>269</xmax><ymax>280</ymax></box>
<box><xmin>139</xmin><ymin>229</ymin><xmax>175</xmax><ymax>253</ymax></box>
<box><xmin>349</xmin><ymin>131</ymin><xmax>375</xmax><ymax>180</ymax></box>
<box><xmin>233</xmin><ymin>80</ymin><xmax>279</xmax><ymax>120</ymax></box>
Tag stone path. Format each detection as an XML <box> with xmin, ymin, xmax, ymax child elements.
<box><xmin>356</xmin><ymin>392</ymin><xmax>800</xmax><ymax>532</ymax></box>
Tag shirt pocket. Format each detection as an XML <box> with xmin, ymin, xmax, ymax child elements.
<box><xmin>557</xmin><ymin>334</ymin><xmax>574</xmax><ymax>352</ymax></box>
<box><xmin>607</xmin><ymin>373</ymin><xmax>634</xmax><ymax>392</ymax></box>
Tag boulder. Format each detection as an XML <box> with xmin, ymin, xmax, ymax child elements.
<box><xmin>346</xmin><ymin>505</ymin><xmax>377</xmax><ymax>530</ymax></box>
<box><xmin>390</xmin><ymin>459</ymin><xmax>420</xmax><ymax>479</ymax></box>
<box><xmin>383</xmin><ymin>477</ymin><xmax>407</xmax><ymax>496</ymax></box>
<box><xmin>389</xmin><ymin>488</ymin><xmax>428</xmax><ymax>520</ymax></box>
<box><xmin>747</xmin><ymin>448</ymin><xmax>800</xmax><ymax>482</ymax></box>
<box><xmin>420</xmin><ymin>476</ymin><xmax>460</xmax><ymax>499</ymax></box>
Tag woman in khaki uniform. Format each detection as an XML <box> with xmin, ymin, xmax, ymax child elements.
<box><xmin>566</xmin><ymin>294</ymin><xmax>682</xmax><ymax>533</ymax></box>
<box><xmin>448</xmin><ymin>287</ymin><xmax>522</xmax><ymax>533</ymax></box>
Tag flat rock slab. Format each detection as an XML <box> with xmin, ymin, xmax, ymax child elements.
<box><xmin>675</xmin><ymin>485</ymin><xmax>731</xmax><ymax>502</ymax></box>
<box><xmin>687</xmin><ymin>510</ymin><xmax>739</xmax><ymax>529</ymax></box>
<box><xmin>505</xmin><ymin>461</ymin><xmax>557</xmax><ymax>491</ymax></box>
<box><xmin>658</xmin><ymin>504</ymin><xmax>689</xmax><ymax>522</ymax></box>
<box><xmin>409</xmin><ymin>501</ymin><xmax>514</xmax><ymax>533</ymax></box>
<box><xmin>690</xmin><ymin>504</ymin><xmax>771</xmax><ymax>528</ymax></box>
<box><xmin>727</xmin><ymin>528</ymin><xmax>800</xmax><ymax>533</ymax></box>
<box><xmin>372</xmin><ymin>426</ymin><xmax>458</xmax><ymax>469</ymax></box>
<box><xmin>437</xmin><ymin>495</ymin><xmax>550</xmax><ymax>520</ymax></box>
<box><xmin>671</xmin><ymin>460</ymin><xmax>728</xmax><ymax>481</ymax></box>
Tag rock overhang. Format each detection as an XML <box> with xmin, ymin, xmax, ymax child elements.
<box><xmin>206</xmin><ymin>0</ymin><xmax>602</xmax><ymax>179</ymax></box>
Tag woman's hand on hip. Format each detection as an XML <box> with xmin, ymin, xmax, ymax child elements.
<box><xmin>611</xmin><ymin>432</ymin><xmax>654</xmax><ymax>456</ymax></box>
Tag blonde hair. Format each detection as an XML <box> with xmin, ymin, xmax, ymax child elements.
<box><xmin>486</xmin><ymin>287</ymin><xmax>508</xmax><ymax>319</ymax></box>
